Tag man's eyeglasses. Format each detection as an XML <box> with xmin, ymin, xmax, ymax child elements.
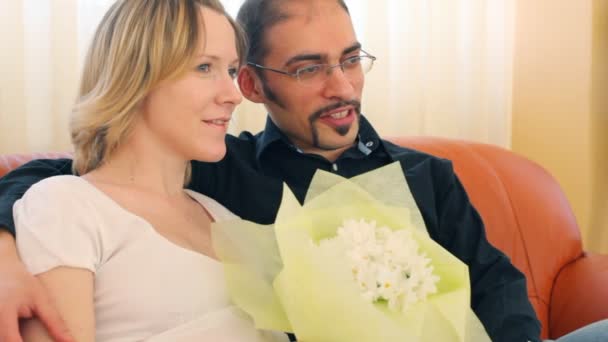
<box><xmin>247</xmin><ymin>50</ymin><xmax>377</xmax><ymax>86</ymax></box>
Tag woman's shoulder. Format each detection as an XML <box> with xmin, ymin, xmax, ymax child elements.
<box><xmin>21</xmin><ymin>175</ymin><xmax>92</xmax><ymax>205</ymax></box>
<box><xmin>14</xmin><ymin>174</ymin><xmax>107</xmax><ymax>275</ymax></box>
<box><xmin>16</xmin><ymin>174</ymin><xmax>112</xmax><ymax>230</ymax></box>
<box><xmin>27</xmin><ymin>174</ymin><xmax>85</xmax><ymax>194</ymax></box>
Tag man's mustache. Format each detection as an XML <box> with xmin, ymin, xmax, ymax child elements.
<box><xmin>309</xmin><ymin>100</ymin><xmax>361</xmax><ymax>121</ymax></box>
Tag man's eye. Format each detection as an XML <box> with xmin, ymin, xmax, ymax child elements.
<box><xmin>297</xmin><ymin>64</ymin><xmax>323</xmax><ymax>75</ymax></box>
<box><xmin>197</xmin><ymin>64</ymin><xmax>211</xmax><ymax>73</ymax></box>
<box><xmin>228</xmin><ymin>67</ymin><xmax>238</xmax><ymax>79</ymax></box>
<box><xmin>343</xmin><ymin>56</ymin><xmax>362</xmax><ymax>67</ymax></box>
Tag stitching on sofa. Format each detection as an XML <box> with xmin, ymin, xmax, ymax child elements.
<box><xmin>460</xmin><ymin>143</ymin><xmax>545</xmax><ymax>307</ymax></box>
<box><xmin>546</xmin><ymin>252</ymin><xmax>586</xmax><ymax>337</ymax></box>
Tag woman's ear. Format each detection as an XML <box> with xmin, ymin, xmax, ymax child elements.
<box><xmin>237</xmin><ymin>66</ymin><xmax>265</xmax><ymax>104</ymax></box>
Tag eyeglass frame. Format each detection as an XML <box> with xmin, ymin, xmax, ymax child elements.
<box><xmin>246</xmin><ymin>49</ymin><xmax>377</xmax><ymax>83</ymax></box>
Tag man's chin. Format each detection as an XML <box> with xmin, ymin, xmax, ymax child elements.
<box><xmin>334</xmin><ymin>124</ymin><xmax>352</xmax><ymax>136</ymax></box>
<box><xmin>312</xmin><ymin>115</ymin><xmax>360</xmax><ymax>151</ymax></box>
<box><xmin>317</xmin><ymin>132</ymin><xmax>359</xmax><ymax>151</ymax></box>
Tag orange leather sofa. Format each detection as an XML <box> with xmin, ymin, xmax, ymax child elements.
<box><xmin>1</xmin><ymin>137</ymin><xmax>607</xmax><ymax>339</ymax></box>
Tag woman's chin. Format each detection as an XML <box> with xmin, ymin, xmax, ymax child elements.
<box><xmin>192</xmin><ymin>145</ymin><xmax>226</xmax><ymax>163</ymax></box>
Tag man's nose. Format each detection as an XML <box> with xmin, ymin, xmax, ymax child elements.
<box><xmin>321</xmin><ymin>65</ymin><xmax>356</xmax><ymax>100</ymax></box>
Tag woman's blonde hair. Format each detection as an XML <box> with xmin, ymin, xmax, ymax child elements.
<box><xmin>71</xmin><ymin>0</ymin><xmax>246</xmax><ymax>179</ymax></box>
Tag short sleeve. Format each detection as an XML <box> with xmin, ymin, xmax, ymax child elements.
<box><xmin>13</xmin><ymin>176</ymin><xmax>102</xmax><ymax>275</ymax></box>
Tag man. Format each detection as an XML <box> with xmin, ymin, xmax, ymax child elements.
<box><xmin>0</xmin><ymin>1</ymin><xmax>605</xmax><ymax>341</ymax></box>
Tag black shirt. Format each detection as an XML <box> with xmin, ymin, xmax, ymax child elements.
<box><xmin>0</xmin><ymin>116</ymin><xmax>541</xmax><ymax>341</ymax></box>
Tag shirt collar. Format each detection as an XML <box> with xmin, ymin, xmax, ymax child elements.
<box><xmin>255</xmin><ymin>114</ymin><xmax>383</xmax><ymax>161</ymax></box>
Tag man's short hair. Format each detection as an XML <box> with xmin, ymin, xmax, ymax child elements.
<box><xmin>236</xmin><ymin>0</ymin><xmax>349</xmax><ymax>65</ymax></box>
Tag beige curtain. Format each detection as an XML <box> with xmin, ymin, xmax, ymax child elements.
<box><xmin>0</xmin><ymin>0</ymin><xmax>514</xmax><ymax>153</ymax></box>
<box><xmin>0</xmin><ymin>0</ymin><xmax>113</xmax><ymax>154</ymax></box>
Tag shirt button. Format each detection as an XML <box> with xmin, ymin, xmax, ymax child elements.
<box><xmin>332</xmin><ymin>163</ymin><xmax>338</xmax><ymax>172</ymax></box>
<box><xmin>365</xmin><ymin>141</ymin><xmax>374</xmax><ymax>147</ymax></box>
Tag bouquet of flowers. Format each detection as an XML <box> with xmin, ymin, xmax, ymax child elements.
<box><xmin>212</xmin><ymin>162</ymin><xmax>490</xmax><ymax>342</ymax></box>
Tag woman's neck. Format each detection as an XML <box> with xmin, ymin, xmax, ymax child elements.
<box><xmin>83</xmin><ymin>130</ymin><xmax>188</xmax><ymax>198</ymax></box>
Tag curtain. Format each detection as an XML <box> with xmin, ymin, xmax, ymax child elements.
<box><xmin>0</xmin><ymin>0</ymin><xmax>114</xmax><ymax>153</ymax></box>
<box><xmin>357</xmin><ymin>1</ymin><xmax>514</xmax><ymax>146</ymax></box>
<box><xmin>0</xmin><ymin>0</ymin><xmax>514</xmax><ymax>153</ymax></box>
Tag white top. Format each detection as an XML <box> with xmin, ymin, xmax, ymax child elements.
<box><xmin>14</xmin><ymin>175</ymin><xmax>287</xmax><ymax>342</ymax></box>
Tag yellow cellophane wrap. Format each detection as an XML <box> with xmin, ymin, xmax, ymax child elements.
<box><xmin>212</xmin><ymin>162</ymin><xmax>490</xmax><ymax>342</ymax></box>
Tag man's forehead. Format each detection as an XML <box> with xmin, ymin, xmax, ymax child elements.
<box><xmin>280</xmin><ymin>0</ymin><xmax>345</xmax><ymax>22</ymax></box>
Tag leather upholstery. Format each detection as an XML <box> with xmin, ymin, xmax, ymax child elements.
<box><xmin>1</xmin><ymin>137</ymin><xmax>606</xmax><ymax>339</ymax></box>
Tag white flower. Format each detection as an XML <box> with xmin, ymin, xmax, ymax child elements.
<box><xmin>320</xmin><ymin>219</ymin><xmax>440</xmax><ymax>313</ymax></box>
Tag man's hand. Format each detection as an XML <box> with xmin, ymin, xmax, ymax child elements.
<box><xmin>0</xmin><ymin>231</ymin><xmax>74</xmax><ymax>342</ymax></box>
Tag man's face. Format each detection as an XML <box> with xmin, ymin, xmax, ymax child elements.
<box><xmin>254</xmin><ymin>1</ymin><xmax>364</xmax><ymax>156</ymax></box>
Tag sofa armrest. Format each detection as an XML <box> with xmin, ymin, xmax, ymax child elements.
<box><xmin>549</xmin><ymin>253</ymin><xmax>608</xmax><ymax>338</ymax></box>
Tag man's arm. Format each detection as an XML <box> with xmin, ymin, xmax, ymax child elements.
<box><xmin>0</xmin><ymin>158</ymin><xmax>74</xmax><ymax>342</ymax></box>
<box><xmin>0</xmin><ymin>158</ymin><xmax>73</xmax><ymax>235</ymax></box>
<box><xmin>0</xmin><ymin>231</ymin><xmax>74</xmax><ymax>342</ymax></box>
<box><xmin>435</xmin><ymin>164</ymin><xmax>541</xmax><ymax>342</ymax></box>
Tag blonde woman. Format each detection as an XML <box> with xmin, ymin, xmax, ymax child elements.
<box><xmin>12</xmin><ymin>0</ymin><xmax>287</xmax><ymax>341</ymax></box>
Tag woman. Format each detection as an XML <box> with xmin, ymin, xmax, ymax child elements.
<box><xmin>13</xmin><ymin>0</ymin><xmax>287</xmax><ymax>341</ymax></box>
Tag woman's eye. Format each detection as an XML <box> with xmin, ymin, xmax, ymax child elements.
<box><xmin>197</xmin><ymin>64</ymin><xmax>211</xmax><ymax>73</ymax></box>
<box><xmin>228</xmin><ymin>67</ymin><xmax>238</xmax><ymax>79</ymax></box>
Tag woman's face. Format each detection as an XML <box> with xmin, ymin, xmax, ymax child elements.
<box><xmin>139</xmin><ymin>6</ymin><xmax>242</xmax><ymax>163</ymax></box>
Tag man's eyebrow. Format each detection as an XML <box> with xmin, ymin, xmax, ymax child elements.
<box><xmin>284</xmin><ymin>42</ymin><xmax>363</xmax><ymax>67</ymax></box>
<box><xmin>342</xmin><ymin>42</ymin><xmax>362</xmax><ymax>55</ymax></box>
<box><xmin>285</xmin><ymin>53</ymin><xmax>323</xmax><ymax>67</ymax></box>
